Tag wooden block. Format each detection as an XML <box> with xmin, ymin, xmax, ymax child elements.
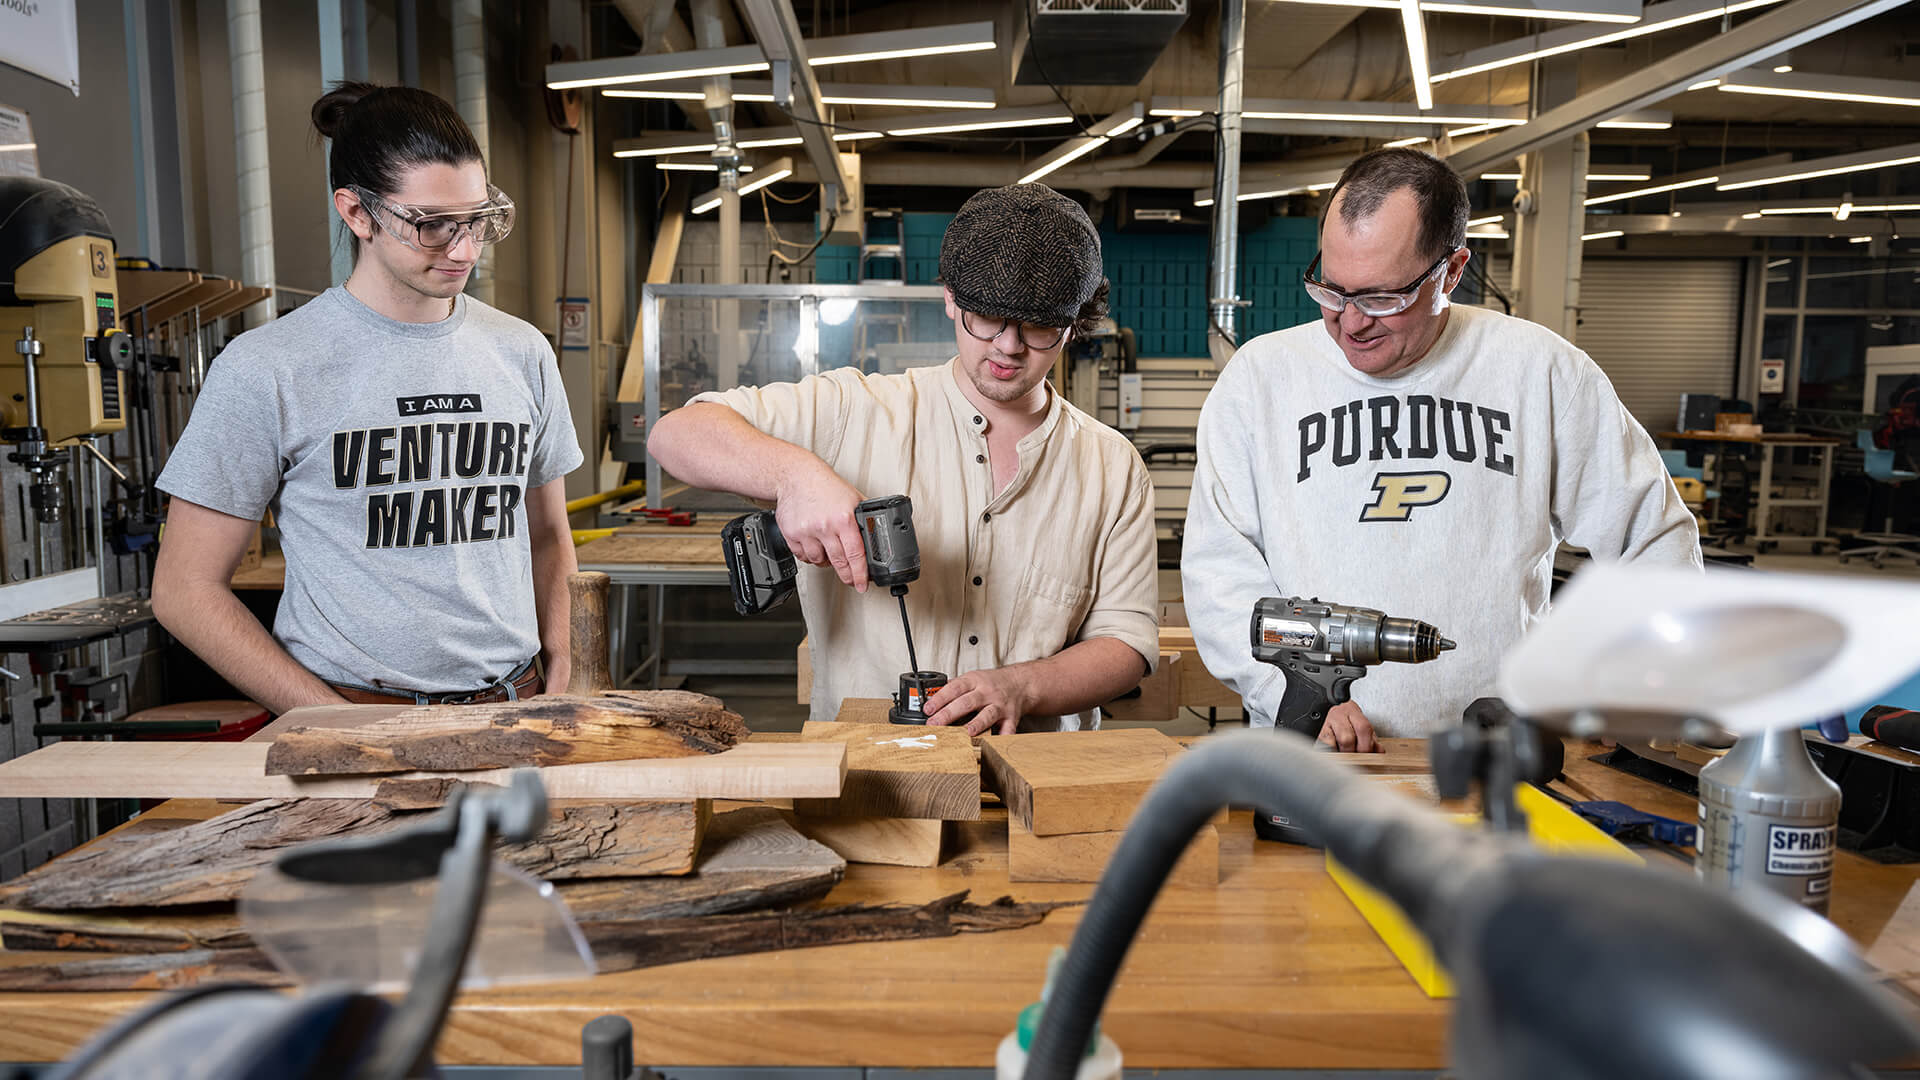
<box><xmin>834</xmin><ymin>698</ymin><xmax>896</xmax><ymax>725</ymax></box>
<box><xmin>792</xmin><ymin>722</ymin><xmax>980</xmax><ymax>820</ymax></box>
<box><xmin>1100</xmin><ymin>652</ymin><xmax>1180</xmax><ymax>723</ymax></box>
<box><xmin>798</xmin><ymin>639</ymin><xmax>812</xmax><ymax>704</ymax></box>
<box><xmin>264</xmin><ymin>691</ymin><xmax>748</xmax><ymax>777</ymax></box>
<box><xmin>794</xmin><ymin>815</ymin><xmax>943</xmax><ymax>867</ymax></box>
<box><xmin>556</xmin><ymin>806</ymin><xmax>843</xmax><ymax>920</ymax></box>
<box><xmin>574</xmin><ymin>534</ymin><xmax>726</xmax><ymax>566</ymax></box>
<box><xmin>1007</xmin><ymin>817</ymin><xmax>1219</xmax><ymax>887</ymax></box>
<box><xmin>981</xmin><ymin>728</ymin><xmax>1184</xmax><ymax>836</ymax></box>
<box><xmin>0</xmin><ymin>740</ymin><xmax>846</xmax><ymax>801</ymax></box>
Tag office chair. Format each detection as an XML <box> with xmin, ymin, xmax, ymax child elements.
<box><xmin>1841</xmin><ymin>431</ymin><xmax>1920</xmax><ymax>569</ymax></box>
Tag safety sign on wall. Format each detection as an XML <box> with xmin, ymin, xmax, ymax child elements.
<box><xmin>0</xmin><ymin>1</ymin><xmax>80</xmax><ymax>96</ymax></box>
<box><xmin>0</xmin><ymin>104</ymin><xmax>38</xmax><ymax>177</ymax></box>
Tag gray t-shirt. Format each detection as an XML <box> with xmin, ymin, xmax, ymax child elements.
<box><xmin>158</xmin><ymin>287</ymin><xmax>584</xmax><ymax>693</ymax></box>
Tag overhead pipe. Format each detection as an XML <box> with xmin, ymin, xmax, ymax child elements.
<box><xmin>1207</xmin><ymin>0</ymin><xmax>1247</xmax><ymax>368</ymax></box>
<box><xmin>453</xmin><ymin>0</ymin><xmax>494</xmax><ymax>305</ymax></box>
<box><xmin>228</xmin><ymin>0</ymin><xmax>276</xmax><ymax>325</ymax></box>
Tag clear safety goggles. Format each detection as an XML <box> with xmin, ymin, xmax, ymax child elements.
<box><xmin>1302</xmin><ymin>249</ymin><xmax>1458</xmax><ymax>318</ymax></box>
<box><xmin>351</xmin><ymin>183</ymin><xmax>516</xmax><ymax>252</ymax></box>
<box><xmin>959</xmin><ymin>309</ymin><xmax>1068</xmax><ymax>352</ymax></box>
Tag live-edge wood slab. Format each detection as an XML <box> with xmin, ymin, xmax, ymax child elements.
<box><xmin>0</xmin><ymin>740</ymin><xmax>845</xmax><ymax>800</ymax></box>
<box><xmin>264</xmin><ymin>691</ymin><xmax>747</xmax><ymax>776</ymax></box>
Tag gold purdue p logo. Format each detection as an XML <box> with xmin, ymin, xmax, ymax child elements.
<box><xmin>1360</xmin><ymin>472</ymin><xmax>1451</xmax><ymax>522</ymax></box>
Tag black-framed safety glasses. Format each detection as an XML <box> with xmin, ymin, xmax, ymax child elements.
<box><xmin>1302</xmin><ymin>249</ymin><xmax>1459</xmax><ymax>317</ymax></box>
<box><xmin>958</xmin><ymin>309</ymin><xmax>1068</xmax><ymax>352</ymax></box>
<box><xmin>350</xmin><ymin>184</ymin><xmax>516</xmax><ymax>252</ymax></box>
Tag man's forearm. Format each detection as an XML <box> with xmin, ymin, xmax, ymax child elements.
<box><xmin>647</xmin><ymin>403</ymin><xmax>823</xmax><ymax>502</ymax></box>
<box><xmin>155</xmin><ymin>587</ymin><xmax>344</xmax><ymax>715</ymax></box>
<box><xmin>1010</xmin><ymin>638</ymin><xmax>1151</xmax><ymax>717</ymax></box>
<box><xmin>532</xmin><ymin>529</ymin><xmax>577</xmax><ymax>690</ymax></box>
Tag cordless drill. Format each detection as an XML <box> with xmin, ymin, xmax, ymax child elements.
<box><xmin>722</xmin><ymin>496</ymin><xmax>945</xmax><ymax>724</ymax></box>
<box><xmin>1248</xmin><ymin>596</ymin><xmax>1455</xmax><ymax>843</ymax></box>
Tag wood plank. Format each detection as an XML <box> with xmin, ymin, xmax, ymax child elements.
<box><xmin>0</xmin><ymin>797</ymin><xmax>709</xmax><ymax>910</ymax></box>
<box><xmin>1007</xmin><ymin>817</ymin><xmax>1219</xmax><ymax>887</ymax></box>
<box><xmin>115</xmin><ymin>268</ymin><xmax>199</xmax><ymax>315</ymax></box>
<box><xmin>0</xmin><ymin>891</ymin><xmax>1067</xmax><ymax>993</ymax></box>
<box><xmin>980</xmin><ymin>728</ymin><xmax>1186</xmax><ymax>836</ymax></box>
<box><xmin>1100</xmin><ymin>651</ymin><xmax>1181</xmax><ymax>723</ymax></box>
<box><xmin>794</xmin><ymin>816</ymin><xmax>944</xmax><ymax>867</ymax></box>
<box><xmin>0</xmin><ymin>740</ymin><xmax>846</xmax><ymax>800</ymax></box>
<box><xmin>792</xmin><ymin>721</ymin><xmax>980</xmax><ymax>821</ymax></box>
<box><xmin>573</xmin><ymin>534</ymin><xmax>724</xmax><ymax>567</ymax></box>
<box><xmin>834</xmin><ymin>697</ymin><xmax>895</xmax><ymax>725</ymax></box>
<box><xmin>264</xmin><ymin>691</ymin><xmax>747</xmax><ymax>777</ymax></box>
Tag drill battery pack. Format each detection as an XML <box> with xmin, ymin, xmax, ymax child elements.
<box><xmin>722</xmin><ymin>511</ymin><xmax>796</xmax><ymax>616</ymax></box>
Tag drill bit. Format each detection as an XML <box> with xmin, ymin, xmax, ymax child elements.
<box><xmin>894</xmin><ymin>586</ymin><xmax>920</xmax><ymax>674</ymax></box>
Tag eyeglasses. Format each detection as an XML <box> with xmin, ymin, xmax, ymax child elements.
<box><xmin>959</xmin><ymin>309</ymin><xmax>1068</xmax><ymax>352</ymax></box>
<box><xmin>349</xmin><ymin>184</ymin><xmax>516</xmax><ymax>252</ymax></box>
<box><xmin>1302</xmin><ymin>249</ymin><xmax>1458</xmax><ymax>318</ymax></box>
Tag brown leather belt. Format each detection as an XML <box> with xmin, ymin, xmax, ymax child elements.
<box><xmin>328</xmin><ymin>660</ymin><xmax>543</xmax><ymax>706</ymax></box>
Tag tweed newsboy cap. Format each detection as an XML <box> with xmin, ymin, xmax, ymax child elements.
<box><xmin>939</xmin><ymin>184</ymin><xmax>1104</xmax><ymax>329</ymax></box>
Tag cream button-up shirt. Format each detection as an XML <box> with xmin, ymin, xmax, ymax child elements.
<box><xmin>693</xmin><ymin>360</ymin><xmax>1159</xmax><ymax>729</ymax></box>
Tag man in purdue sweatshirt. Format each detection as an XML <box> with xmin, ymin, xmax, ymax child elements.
<box><xmin>1181</xmin><ymin>148</ymin><xmax>1700</xmax><ymax>750</ymax></box>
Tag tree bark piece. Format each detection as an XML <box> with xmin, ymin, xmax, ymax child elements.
<box><xmin>0</xmin><ymin>739</ymin><xmax>844</xmax><ymax>800</ymax></box>
<box><xmin>264</xmin><ymin>691</ymin><xmax>748</xmax><ymax>777</ymax></box>
<box><xmin>1</xmin><ymin>808</ymin><xmax>840</xmax><ymax>954</ymax></box>
<box><xmin>0</xmin><ymin>797</ymin><xmax>708</xmax><ymax>910</ymax></box>
<box><xmin>795</xmin><ymin>816</ymin><xmax>944</xmax><ymax>867</ymax></box>
<box><xmin>372</xmin><ymin>778</ymin><xmax>501</xmax><ymax>811</ymax></box>
<box><xmin>980</xmin><ymin>728</ymin><xmax>1187</xmax><ymax>836</ymax></box>
<box><xmin>792</xmin><ymin>721</ymin><xmax>980</xmax><ymax>820</ymax></box>
<box><xmin>1008</xmin><ymin>817</ymin><xmax>1219</xmax><ymax>886</ymax></box>
<box><xmin>0</xmin><ymin>892</ymin><xmax>1070</xmax><ymax>992</ymax></box>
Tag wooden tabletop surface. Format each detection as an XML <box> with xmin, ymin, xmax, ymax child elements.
<box><xmin>4</xmin><ymin>739</ymin><xmax>1918</xmax><ymax>1069</ymax></box>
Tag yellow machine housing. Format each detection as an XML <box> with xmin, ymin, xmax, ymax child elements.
<box><xmin>0</xmin><ymin>234</ymin><xmax>128</xmax><ymax>442</ymax></box>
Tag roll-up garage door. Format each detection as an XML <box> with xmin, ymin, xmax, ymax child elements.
<box><xmin>1576</xmin><ymin>258</ymin><xmax>1742</xmax><ymax>436</ymax></box>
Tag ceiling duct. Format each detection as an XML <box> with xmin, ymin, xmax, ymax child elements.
<box><xmin>1012</xmin><ymin>0</ymin><xmax>1189</xmax><ymax>86</ymax></box>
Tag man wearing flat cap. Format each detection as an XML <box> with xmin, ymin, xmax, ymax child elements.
<box><xmin>649</xmin><ymin>184</ymin><xmax>1158</xmax><ymax>735</ymax></box>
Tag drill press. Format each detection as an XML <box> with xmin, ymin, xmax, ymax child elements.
<box><xmin>0</xmin><ymin>178</ymin><xmax>132</xmax><ymax>527</ymax></box>
<box><xmin>722</xmin><ymin>495</ymin><xmax>944</xmax><ymax>724</ymax></box>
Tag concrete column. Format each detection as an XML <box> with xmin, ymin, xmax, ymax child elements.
<box><xmin>228</xmin><ymin>0</ymin><xmax>276</xmax><ymax>324</ymax></box>
<box><xmin>1508</xmin><ymin>59</ymin><xmax>1586</xmax><ymax>343</ymax></box>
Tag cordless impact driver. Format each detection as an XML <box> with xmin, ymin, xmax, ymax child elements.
<box><xmin>1248</xmin><ymin>596</ymin><xmax>1455</xmax><ymax>842</ymax></box>
<box><xmin>722</xmin><ymin>495</ymin><xmax>946</xmax><ymax>724</ymax></box>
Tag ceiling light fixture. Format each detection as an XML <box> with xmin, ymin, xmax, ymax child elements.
<box><xmin>1430</xmin><ymin>0</ymin><xmax>1788</xmax><ymax>85</ymax></box>
<box><xmin>1583</xmin><ymin>174</ymin><xmax>1720</xmax><ymax>207</ymax></box>
<box><xmin>1265</xmin><ymin>0</ymin><xmax>1643</xmax><ymax>22</ymax></box>
<box><xmin>1401</xmin><ymin>0</ymin><xmax>1436</xmax><ymax>110</ymax></box>
<box><xmin>691</xmin><ymin>159</ymin><xmax>795</xmax><ymax>214</ymax></box>
<box><xmin>655</xmin><ymin>161</ymin><xmax>755</xmax><ymax>172</ymax></box>
<box><xmin>546</xmin><ymin>21</ymin><xmax>996</xmax><ymax>89</ymax></box>
<box><xmin>1020</xmin><ymin>104</ymin><xmax>1146</xmax><ymax>185</ymax></box>
<box><xmin>606</xmin><ymin>81</ymin><xmax>997</xmax><ymax>110</ymax></box>
<box><xmin>1713</xmin><ymin>67</ymin><xmax>1920</xmax><ymax>109</ymax></box>
<box><xmin>1715</xmin><ymin>141</ymin><xmax>1920</xmax><ymax>191</ymax></box>
<box><xmin>1583</xmin><ymin>229</ymin><xmax>1625</xmax><ymax>240</ymax></box>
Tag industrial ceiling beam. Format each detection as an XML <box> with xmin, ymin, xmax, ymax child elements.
<box><xmin>735</xmin><ymin>0</ymin><xmax>850</xmax><ymax>211</ymax></box>
<box><xmin>1447</xmin><ymin>0</ymin><xmax>1911</xmax><ymax>178</ymax></box>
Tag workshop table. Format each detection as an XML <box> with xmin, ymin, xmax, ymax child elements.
<box><xmin>5</xmin><ymin>739</ymin><xmax>1920</xmax><ymax>1073</ymax></box>
<box><xmin>573</xmin><ymin>527</ymin><xmax>740</xmax><ymax>689</ymax></box>
<box><xmin>1660</xmin><ymin>431</ymin><xmax>1842</xmax><ymax>551</ymax></box>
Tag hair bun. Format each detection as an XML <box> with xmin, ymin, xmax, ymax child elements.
<box><xmin>311</xmin><ymin>80</ymin><xmax>380</xmax><ymax>141</ymax></box>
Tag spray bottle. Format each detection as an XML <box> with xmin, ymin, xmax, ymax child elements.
<box><xmin>997</xmin><ymin>948</ymin><xmax>1122</xmax><ymax>1080</ymax></box>
<box><xmin>1697</xmin><ymin>726</ymin><xmax>1842</xmax><ymax>916</ymax></box>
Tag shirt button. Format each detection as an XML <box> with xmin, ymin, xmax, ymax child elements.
<box><xmin>972</xmin><ymin>415</ymin><xmax>983</xmax><ymax>425</ymax></box>
<box><xmin>973</xmin><ymin>576</ymin><xmax>983</xmax><ymax>586</ymax></box>
<box><xmin>968</xmin><ymin>635</ymin><xmax>979</xmax><ymax>646</ymax></box>
<box><xmin>975</xmin><ymin>454</ymin><xmax>985</xmax><ymax>464</ymax></box>
<box><xmin>982</xmin><ymin>512</ymin><xmax>991</xmax><ymax>522</ymax></box>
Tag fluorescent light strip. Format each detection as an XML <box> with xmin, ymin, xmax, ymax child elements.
<box><xmin>1716</xmin><ymin>145</ymin><xmax>1920</xmax><ymax>191</ymax></box>
<box><xmin>655</xmin><ymin>161</ymin><xmax>754</xmax><ymax>172</ymax></box>
<box><xmin>811</xmin><ymin>41</ymin><xmax>996</xmax><ymax>65</ymax></box>
<box><xmin>1431</xmin><ymin>0</ymin><xmax>1787</xmax><ymax>85</ymax></box>
<box><xmin>1401</xmin><ymin>0</ymin><xmax>1435</xmax><ymax>111</ymax></box>
<box><xmin>1480</xmin><ymin>169</ymin><xmax>1653</xmax><ymax>181</ymax></box>
<box><xmin>1688</xmin><ymin>78</ymin><xmax>1722</xmax><ymax>91</ymax></box>
<box><xmin>1385</xmin><ymin>136</ymin><xmax>1431</xmax><ymax>148</ymax></box>
<box><xmin>606</xmin><ymin>89</ymin><xmax>1000</xmax><ymax>109</ymax></box>
<box><xmin>886</xmin><ymin>114</ymin><xmax>1072</xmax><ymax>136</ymax></box>
<box><xmin>1583</xmin><ymin>229</ymin><xmax>1625</xmax><ymax>240</ymax></box>
<box><xmin>0</xmin><ymin>143</ymin><xmax>35</xmax><ymax>152</ymax></box>
<box><xmin>1467</xmin><ymin>228</ymin><xmax>1511</xmax><ymax>238</ymax></box>
<box><xmin>1020</xmin><ymin>139</ymin><xmax>1106</xmax><ymax>185</ymax></box>
<box><xmin>616</xmin><ymin>142</ymin><xmax>721</xmax><ymax>158</ymax></box>
<box><xmin>553</xmin><ymin>60</ymin><xmax>770</xmax><ymax>90</ymax></box>
<box><xmin>1469</xmin><ymin>214</ymin><xmax>1506</xmax><ymax>226</ymax></box>
<box><xmin>1836</xmin><ymin>199</ymin><xmax>1852</xmax><ymax>222</ymax></box>
<box><xmin>1583</xmin><ymin>174</ymin><xmax>1719</xmax><ymax>207</ymax></box>
<box><xmin>1849</xmin><ymin>235</ymin><xmax>1873</xmax><ymax>243</ymax></box>
<box><xmin>1757</xmin><ymin>203</ymin><xmax>1920</xmax><ymax>215</ymax></box>
<box><xmin>1773</xmin><ymin>64</ymin><xmax>1793</xmax><ymax>73</ymax></box>
<box><xmin>1265</xmin><ymin>0</ymin><xmax>1643</xmax><ymax>22</ymax></box>
<box><xmin>737</xmin><ymin>136</ymin><xmax>805</xmax><ymax>149</ymax></box>
<box><xmin>547</xmin><ymin>21</ymin><xmax>996</xmax><ymax>89</ymax></box>
<box><xmin>1718</xmin><ymin>85</ymin><xmax>1920</xmax><ymax>108</ymax></box>
<box><xmin>692</xmin><ymin>163</ymin><xmax>796</xmax><ymax>214</ymax></box>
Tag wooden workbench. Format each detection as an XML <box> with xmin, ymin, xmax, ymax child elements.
<box><xmin>5</xmin><ymin>739</ymin><xmax>1920</xmax><ymax>1069</ymax></box>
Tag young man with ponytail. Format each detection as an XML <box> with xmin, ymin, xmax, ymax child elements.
<box><xmin>152</xmin><ymin>83</ymin><xmax>583</xmax><ymax>712</ymax></box>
